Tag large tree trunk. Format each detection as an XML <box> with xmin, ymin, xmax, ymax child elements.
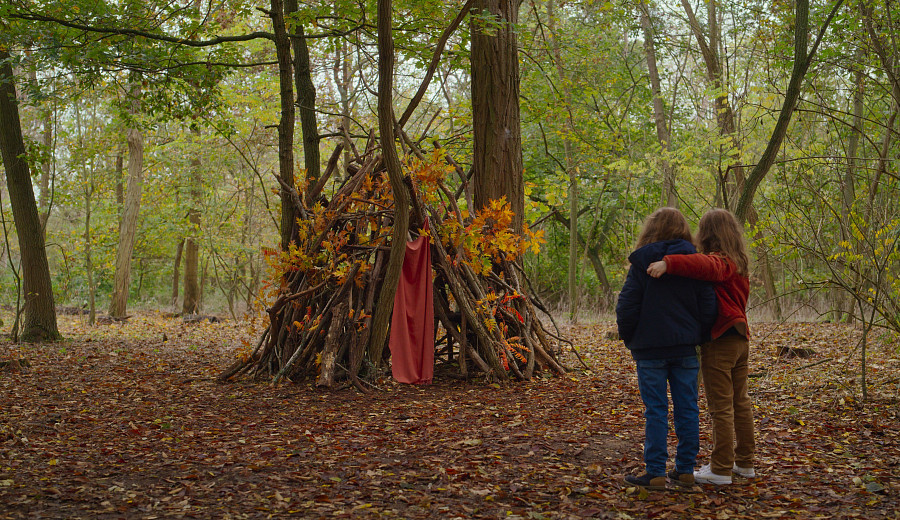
<box><xmin>109</xmin><ymin>84</ymin><xmax>144</xmax><ymax>318</ymax></box>
<box><xmin>271</xmin><ymin>0</ymin><xmax>296</xmax><ymax>251</ymax></box>
<box><xmin>471</xmin><ymin>0</ymin><xmax>524</xmax><ymax>234</ymax></box>
<box><xmin>183</xmin><ymin>125</ymin><xmax>202</xmax><ymax>314</ymax></box>
<box><xmin>640</xmin><ymin>0</ymin><xmax>677</xmax><ymax>208</ymax></box>
<box><xmin>0</xmin><ymin>49</ymin><xmax>60</xmax><ymax>341</ymax></box>
<box><xmin>285</xmin><ymin>0</ymin><xmax>322</xmax><ymax>190</ymax></box>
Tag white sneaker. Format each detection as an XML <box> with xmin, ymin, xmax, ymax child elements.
<box><xmin>694</xmin><ymin>464</ymin><xmax>732</xmax><ymax>485</ymax></box>
<box><xmin>732</xmin><ymin>463</ymin><xmax>756</xmax><ymax>478</ymax></box>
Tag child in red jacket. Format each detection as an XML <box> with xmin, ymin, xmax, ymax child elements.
<box><xmin>647</xmin><ymin>208</ymin><xmax>755</xmax><ymax>485</ymax></box>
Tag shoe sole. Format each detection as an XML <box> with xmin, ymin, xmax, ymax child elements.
<box><xmin>695</xmin><ymin>478</ymin><xmax>732</xmax><ymax>485</ymax></box>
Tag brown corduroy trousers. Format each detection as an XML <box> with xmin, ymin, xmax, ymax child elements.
<box><xmin>700</xmin><ymin>333</ymin><xmax>755</xmax><ymax>475</ymax></box>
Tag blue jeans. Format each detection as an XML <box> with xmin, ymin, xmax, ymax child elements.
<box><xmin>635</xmin><ymin>355</ymin><xmax>700</xmax><ymax>476</ymax></box>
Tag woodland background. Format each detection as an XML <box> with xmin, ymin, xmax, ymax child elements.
<box><xmin>2</xmin><ymin>0</ymin><xmax>899</xmax><ymax>330</ymax></box>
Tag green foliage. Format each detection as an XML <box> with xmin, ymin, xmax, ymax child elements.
<box><xmin>3</xmin><ymin>0</ymin><xmax>900</xmax><ymax>324</ymax></box>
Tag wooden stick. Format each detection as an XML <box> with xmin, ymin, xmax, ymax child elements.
<box><xmin>317</xmin><ymin>301</ymin><xmax>347</xmax><ymax>388</ymax></box>
<box><xmin>274</xmin><ymin>264</ymin><xmax>360</xmax><ymax>382</ymax></box>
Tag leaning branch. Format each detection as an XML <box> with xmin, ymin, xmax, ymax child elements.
<box><xmin>9</xmin><ymin>12</ymin><xmax>275</xmax><ymax>45</ymax></box>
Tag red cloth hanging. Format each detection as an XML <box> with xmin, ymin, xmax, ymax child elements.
<box><xmin>388</xmin><ymin>226</ymin><xmax>434</xmax><ymax>385</ymax></box>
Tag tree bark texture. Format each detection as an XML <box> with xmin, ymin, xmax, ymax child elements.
<box><xmin>471</xmin><ymin>0</ymin><xmax>524</xmax><ymax>234</ymax></box>
<box><xmin>109</xmin><ymin>84</ymin><xmax>144</xmax><ymax>318</ymax></box>
<box><xmin>285</xmin><ymin>0</ymin><xmax>321</xmax><ymax>188</ymax></box>
<box><xmin>271</xmin><ymin>0</ymin><xmax>297</xmax><ymax>251</ymax></box>
<box><xmin>0</xmin><ymin>49</ymin><xmax>60</xmax><ymax>341</ymax></box>
<box><xmin>367</xmin><ymin>0</ymin><xmax>411</xmax><ymax>367</ymax></box>
<box><xmin>115</xmin><ymin>153</ymin><xmax>124</xmax><ymax>207</ymax></box>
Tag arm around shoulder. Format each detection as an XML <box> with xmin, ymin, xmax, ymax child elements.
<box><xmin>664</xmin><ymin>253</ymin><xmax>735</xmax><ymax>282</ymax></box>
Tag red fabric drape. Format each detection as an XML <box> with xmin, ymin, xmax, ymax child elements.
<box><xmin>388</xmin><ymin>228</ymin><xmax>434</xmax><ymax>384</ymax></box>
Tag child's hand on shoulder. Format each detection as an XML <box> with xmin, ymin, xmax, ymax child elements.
<box><xmin>647</xmin><ymin>261</ymin><xmax>667</xmax><ymax>278</ymax></box>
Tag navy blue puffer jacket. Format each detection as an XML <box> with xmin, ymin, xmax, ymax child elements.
<box><xmin>616</xmin><ymin>239</ymin><xmax>717</xmax><ymax>360</ymax></box>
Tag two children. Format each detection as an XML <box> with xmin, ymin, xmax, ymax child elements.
<box><xmin>618</xmin><ymin>207</ymin><xmax>755</xmax><ymax>488</ymax></box>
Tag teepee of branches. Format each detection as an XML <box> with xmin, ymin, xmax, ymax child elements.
<box><xmin>219</xmin><ymin>139</ymin><xmax>570</xmax><ymax>390</ymax></box>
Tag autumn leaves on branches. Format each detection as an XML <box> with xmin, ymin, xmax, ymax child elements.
<box><xmin>219</xmin><ymin>143</ymin><xmax>566</xmax><ymax>389</ymax></box>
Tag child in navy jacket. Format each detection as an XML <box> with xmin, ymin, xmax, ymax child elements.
<box><xmin>617</xmin><ymin>208</ymin><xmax>717</xmax><ymax>490</ymax></box>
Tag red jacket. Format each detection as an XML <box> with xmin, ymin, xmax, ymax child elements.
<box><xmin>663</xmin><ymin>253</ymin><xmax>750</xmax><ymax>339</ymax></box>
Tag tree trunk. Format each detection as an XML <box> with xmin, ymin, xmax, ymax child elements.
<box><xmin>38</xmin><ymin>106</ymin><xmax>52</xmax><ymax>232</ymax></box>
<box><xmin>109</xmin><ymin>83</ymin><xmax>144</xmax><ymax>318</ymax></box>
<box><xmin>285</xmin><ymin>0</ymin><xmax>322</xmax><ymax>190</ymax></box>
<box><xmin>367</xmin><ymin>0</ymin><xmax>411</xmax><ymax>367</ymax></box>
<box><xmin>172</xmin><ymin>238</ymin><xmax>185</xmax><ymax>308</ymax></box>
<box><xmin>471</xmin><ymin>0</ymin><xmax>524</xmax><ymax>234</ymax></box>
<box><xmin>550</xmin><ymin>209</ymin><xmax>614</xmax><ymax>307</ymax></box>
<box><xmin>334</xmin><ymin>35</ymin><xmax>353</xmax><ymax>179</ymax></box>
<box><xmin>200</xmin><ymin>254</ymin><xmax>209</xmax><ymax>310</ymax></box>
<box><xmin>183</xmin><ymin>125</ymin><xmax>202</xmax><ymax>314</ymax></box>
<box><xmin>735</xmin><ymin>0</ymin><xmax>842</xmax><ymax>221</ymax></box>
<box><xmin>84</xmin><ymin>180</ymin><xmax>96</xmax><ymax>326</ymax></box>
<box><xmin>115</xmin><ymin>153</ymin><xmax>124</xmax><ymax>207</ymax></box>
<box><xmin>640</xmin><ymin>1</ymin><xmax>677</xmax><ymax>207</ymax></box>
<box><xmin>75</xmin><ymin>101</ymin><xmax>96</xmax><ymax>326</ymax></box>
<box><xmin>838</xmin><ymin>55</ymin><xmax>865</xmax><ymax>322</ymax></box>
<box><xmin>271</xmin><ymin>0</ymin><xmax>296</xmax><ymax>251</ymax></box>
<box><xmin>843</xmin><ymin>61</ymin><xmax>864</xmax><ymax>233</ymax></box>
<box><xmin>0</xmin><ymin>49</ymin><xmax>60</xmax><ymax>341</ymax></box>
<box><xmin>680</xmin><ymin>0</ymin><xmax>744</xmax><ymax>203</ymax></box>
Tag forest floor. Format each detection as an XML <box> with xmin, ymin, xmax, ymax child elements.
<box><xmin>0</xmin><ymin>312</ymin><xmax>898</xmax><ymax>519</ymax></box>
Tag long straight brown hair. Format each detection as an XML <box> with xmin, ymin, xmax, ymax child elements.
<box><xmin>634</xmin><ymin>207</ymin><xmax>693</xmax><ymax>249</ymax></box>
<box><xmin>696</xmin><ymin>208</ymin><xmax>750</xmax><ymax>276</ymax></box>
